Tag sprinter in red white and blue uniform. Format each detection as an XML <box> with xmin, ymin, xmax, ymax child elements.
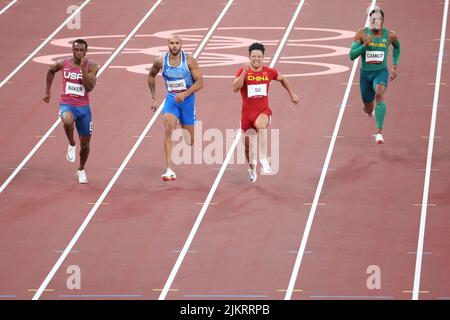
<box><xmin>148</xmin><ymin>34</ymin><xmax>204</xmax><ymax>182</ymax></box>
<box><xmin>43</xmin><ymin>39</ymin><xmax>99</xmax><ymax>184</ymax></box>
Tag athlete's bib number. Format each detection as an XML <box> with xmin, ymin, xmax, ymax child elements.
<box><xmin>167</xmin><ymin>79</ymin><xmax>187</xmax><ymax>92</ymax></box>
<box><xmin>65</xmin><ymin>82</ymin><xmax>85</xmax><ymax>96</ymax></box>
<box><xmin>248</xmin><ymin>84</ymin><xmax>267</xmax><ymax>97</ymax></box>
<box><xmin>366</xmin><ymin>51</ymin><xmax>385</xmax><ymax>64</ymax></box>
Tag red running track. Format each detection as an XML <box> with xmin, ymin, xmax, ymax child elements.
<box><xmin>0</xmin><ymin>0</ymin><xmax>448</xmax><ymax>300</ymax></box>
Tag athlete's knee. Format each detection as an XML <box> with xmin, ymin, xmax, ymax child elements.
<box><xmin>61</xmin><ymin>113</ymin><xmax>74</xmax><ymax>126</ymax></box>
<box><xmin>375</xmin><ymin>85</ymin><xmax>385</xmax><ymax>101</ymax></box>
<box><xmin>164</xmin><ymin>121</ymin><xmax>177</xmax><ymax>137</ymax></box>
<box><xmin>254</xmin><ymin>118</ymin><xmax>269</xmax><ymax>130</ymax></box>
<box><xmin>375</xmin><ymin>92</ymin><xmax>384</xmax><ymax>103</ymax></box>
<box><xmin>80</xmin><ymin>139</ymin><xmax>90</xmax><ymax>150</ymax></box>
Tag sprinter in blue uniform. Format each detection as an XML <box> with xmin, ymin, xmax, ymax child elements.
<box><xmin>148</xmin><ymin>35</ymin><xmax>204</xmax><ymax>181</ymax></box>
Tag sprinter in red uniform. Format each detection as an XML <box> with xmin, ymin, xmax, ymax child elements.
<box><xmin>233</xmin><ymin>42</ymin><xmax>299</xmax><ymax>182</ymax></box>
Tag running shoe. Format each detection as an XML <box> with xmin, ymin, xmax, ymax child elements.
<box><xmin>248</xmin><ymin>167</ymin><xmax>257</xmax><ymax>183</ymax></box>
<box><xmin>67</xmin><ymin>144</ymin><xmax>76</xmax><ymax>163</ymax></box>
<box><xmin>161</xmin><ymin>168</ymin><xmax>176</xmax><ymax>182</ymax></box>
<box><xmin>374</xmin><ymin>133</ymin><xmax>384</xmax><ymax>144</ymax></box>
<box><xmin>77</xmin><ymin>170</ymin><xmax>88</xmax><ymax>184</ymax></box>
<box><xmin>259</xmin><ymin>158</ymin><xmax>272</xmax><ymax>175</ymax></box>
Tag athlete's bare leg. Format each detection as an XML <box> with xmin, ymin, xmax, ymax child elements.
<box><xmin>61</xmin><ymin>111</ymin><xmax>76</xmax><ymax>146</ymax></box>
<box><xmin>244</xmin><ymin>130</ymin><xmax>257</xmax><ymax>169</ymax></box>
<box><xmin>254</xmin><ymin>113</ymin><xmax>270</xmax><ymax>161</ymax></box>
<box><xmin>78</xmin><ymin>135</ymin><xmax>90</xmax><ymax>171</ymax></box>
<box><xmin>163</xmin><ymin>113</ymin><xmax>179</xmax><ymax>168</ymax></box>
<box><xmin>181</xmin><ymin>124</ymin><xmax>194</xmax><ymax>146</ymax></box>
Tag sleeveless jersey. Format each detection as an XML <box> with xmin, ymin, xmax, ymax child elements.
<box><xmin>161</xmin><ymin>50</ymin><xmax>194</xmax><ymax>95</ymax></box>
<box><xmin>236</xmin><ymin>66</ymin><xmax>279</xmax><ymax>112</ymax></box>
<box><xmin>60</xmin><ymin>58</ymin><xmax>90</xmax><ymax>107</ymax></box>
<box><xmin>361</xmin><ymin>27</ymin><xmax>390</xmax><ymax>71</ymax></box>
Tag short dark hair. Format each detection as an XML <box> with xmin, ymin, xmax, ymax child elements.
<box><xmin>370</xmin><ymin>9</ymin><xmax>384</xmax><ymax>18</ymax></box>
<box><xmin>72</xmin><ymin>39</ymin><xmax>88</xmax><ymax>50</ymax></box>
<box><xmin>248</xmin><ymin>42</ymin><xmax>265</xmax><ymax>54</ymax></box>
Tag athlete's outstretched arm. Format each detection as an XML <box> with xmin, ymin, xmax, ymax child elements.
<box><xmin>174</xmin><ymin>56</ymin><xmax>203</xmax><ymax>103</ymax></box>
<box><xmin>148</xmin><ymin>56</ymin><xmax>163</xmax><ymax>112</ymax></box>
<box><xmin>390</xmin><ymin>31</ymin><xmax>400</xmax><ymax>81</ymax></box>
<box><xmin>43</xmin><ymin>60</ymin><xmax>64</xmax><ymax>103</ymax></box>
<box><xmin>81</xmin><ymin>58</ymin><xmax>99</xmax><ymax>92</ymax></box>
<box><xmin>277</xmin><ymin>73</ymin><xmax>300</xmax><ymax>105</ymax></box>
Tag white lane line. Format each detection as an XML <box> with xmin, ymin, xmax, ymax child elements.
<box><xmin>0</xmin><ymin>0</ymin><xmax>91</xmax><ymax>89</ymax></box>
<box><xmin>0</xmin><ymin>0</ymin><xmax>162</xmax><ymax>195</ymax></box>
<box><xmin>0</xmin><ymin>119</ymin><xmax>61</xmax><ymax>194</ymax></box>
<box><xmin>30</xmin><ymin>0</ymin><xmax>166</xmax><ymax>300</ymax></box>
<box><xmin>284</xmin><ymin>0</ymin><xmax>378</xmax><ymax>300</ymax></box>
<box><xmin>310</xmin><ymin>295</ymin><xmax>394</xmax><ymax>299</ymax></box>
<box><xmin>413</xmin><ymin>0</ymin><xmax>449</xmax><ymax>301</ymax></box>
<box><xmin>0</xmin><ymin>0</ymin><xmax>18</xmax><ymax>15</ymax></box>
<box><xmin>32</xmin><ymin>0</ymin><xmax>233</xmax><ymax>301</ymax></box>
<box><xmin>158</xmin><ymin>0</ymin><xmax>307</xmax><ymax>301</ymax></box>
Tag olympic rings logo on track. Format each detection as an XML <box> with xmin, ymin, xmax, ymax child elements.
<box><xmin>33</xmin><ymin>27</ymin><xmax>355</xmax><ymax>78</ymax></box>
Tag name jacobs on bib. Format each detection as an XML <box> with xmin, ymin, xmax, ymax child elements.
<box><xmin>65</xmin><ymin>82</ymin><xmax>86</xmax><ymax>96</ymax></box>
<box><xmin>167</xmin><ymin>79</ymin><xmax>187</xmax><ymax>92</ymax></box>
<box><xmin>366</xmin><ymin>51</ymin><xmax>385</xmax><ymax>64</ymax></box>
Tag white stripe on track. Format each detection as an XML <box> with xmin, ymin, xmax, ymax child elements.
<box><xmin>0</xmin><ymin>0</ymin><xmax>162</xmax><ymax>195</ymax></box>
<box><xmin>284</xmin><ymin>0</ymin><xmax>377</xmax><ymax>300</ymax></box>
<box><xmin>0</xmin><ymin>0</ymin><xmax>18</xmax><ymax>15</ymax></box>
<box><xmin>32</xmin><ymin>0</ymin><xmax>234</xmax><ymax>300</ymax></box>
<box><xmin>412</xmin><ymin>0</ymin><xmax>448</xmax><ymax>301</ymax></box>
<box><xmin>0</xmin><ymin>0</ymin><xmax>91</xmax><ymax>89</ymax></box>
<box><xmin>158</xmin><ymin>0</ymin><xmax>307</xmax><ymax>300</ymax></box>
<box><xmin>30</xmin><ymin>0</ymin><xmax>165</xmax><ymax>299</ymax></box>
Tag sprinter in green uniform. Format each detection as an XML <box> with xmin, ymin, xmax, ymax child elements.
<box><xmin>350</xmin><ymin>8</ymin><xmax>401</xmax><ymax>144</ymax></box>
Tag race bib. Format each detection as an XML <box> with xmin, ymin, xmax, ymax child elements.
<box><xmin>366</xmin><ymin>51</ymin><xmax>384</xmax><ymax>64</ymax></box>
<box><xmin>167</xmin><ymin>79</ymin><xmax>187</xmax><ymax>92</ymax></box>
<box><xmin>248</xmin><ymin>84</ymin><xmax>267</xmax><ymax>97</ymax></box>
<box><xmin>65</xmin><ymin>82</ymin><xmax>85</xmax><ymax>96</ymax></box>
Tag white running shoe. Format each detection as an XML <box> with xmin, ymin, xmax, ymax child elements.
<box><xmin>248</xmin><ymin>167</ymin><xmax>257</xmax><ymax>183</ymax></box>
<box><xmin>374</xmin><ymin>133</ymin><xmax>384</xmax><ymax>144</ymax></box>
<box><xmin>259</xmin><ymin>158</ymin><xmax>272</xmax><ymax>175</ymax></box>
<box><xmin>77</xmin><ymin>170</ymin><xmax>88</xmax><ymax>184</ymax></box>
<box><xmin>67</xmin><ymin>144</ymin><xmax>76</xmax><ymax>163</ymax></box>
<box><xmin>161</xmin><ymin>168</ymin><xmax>176</xmax><ymax>182</ymax></box>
